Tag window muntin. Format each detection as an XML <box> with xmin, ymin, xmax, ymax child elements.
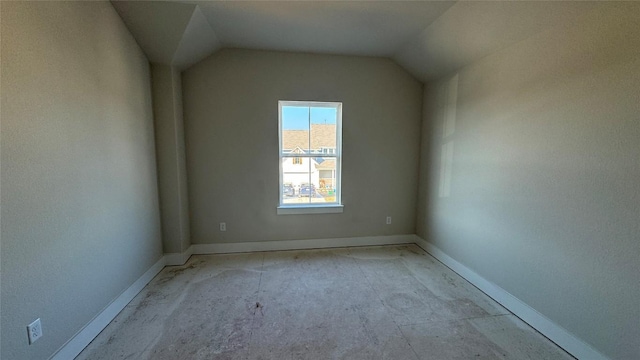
<box><xmin>278</xmin><ymin>101</ymin><xmax>342</xmax><ymax>209</ymax></box>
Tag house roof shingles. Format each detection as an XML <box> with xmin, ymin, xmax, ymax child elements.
<box><xmin>315</xmin><ymin>159</ymin><xmax>336</xmax><ymax>170</ymax></box>
<box><xmin>282</xmin><ymin>124</ymin><xmax>336</xmax><ymax>150</ymax></box>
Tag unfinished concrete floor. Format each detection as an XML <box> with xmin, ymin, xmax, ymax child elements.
<box><xmin>77</xmin><ymin>245</ymin><xmax>573</xmax><ymax>360</ymax></box>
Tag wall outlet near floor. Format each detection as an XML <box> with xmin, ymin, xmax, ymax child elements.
<box><xmin>27</xmin><ymin>318</ymin><xmax>43</xmax><ymax>344</ymax></box>
<box><xmin>386</xmin><ymin>216</ymin><xmax>392</xmax><ymax>225</ymax></box>
<box><xmin>220</xmin><ymin>222</ymin><xmax>226</xmax><ymax>231</ymax></box>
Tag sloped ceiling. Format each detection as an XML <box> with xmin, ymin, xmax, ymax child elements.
<box><xmin>111</xmin><ymin>0</ymin><xmax>602</xmax><ymax>82</ymax></box>
<box><xmin>193</xmin><ymin>1</ymin><xmax>455</xmax><ymax>57</ymax></box>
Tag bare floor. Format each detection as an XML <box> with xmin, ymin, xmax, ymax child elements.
<box><xmin>77</xmin><ymin>245</ymin><xmax>573</xmax><ymax>360</ymax></box>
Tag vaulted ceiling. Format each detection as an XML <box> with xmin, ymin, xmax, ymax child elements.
<box><xmin>111</xmin><ymin>1</ymin><xmax>602</xmax><ymax>82</ymax></box>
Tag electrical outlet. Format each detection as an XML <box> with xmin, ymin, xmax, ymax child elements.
<box><xmin>220</xmin><ymin>222</ymin><xmax>226</xmax><ymax>231</ymax></box>
<box><xmin>27</xmin><ymin>318</ymin><xmax>42</xmax><ymax>345</ymax></box>
<box><xmin>386</xmin><ymin>216</ymin><xmax>392</xmax><ymax>225</ymax></box>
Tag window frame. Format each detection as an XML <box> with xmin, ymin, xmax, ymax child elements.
<box><xmin>277</xmin><ymin>100</ymin><xmax>343</xmax><ymax>215</ymax></box>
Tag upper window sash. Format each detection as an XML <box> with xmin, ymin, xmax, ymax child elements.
<box><xmin>279</xmin><ymin>100</ymin><xmax>340</xmax><ymax>109</ymax></box>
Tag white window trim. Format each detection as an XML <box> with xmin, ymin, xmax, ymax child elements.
<box><xmin>278</xmin><ymin>100</ymin><xmax>343</xmax><ymax>213</ymax></box>
<box><xmin>277</xmin><ymin>204</ymin><xmax>344</xmax><ymax>215</ymax></box>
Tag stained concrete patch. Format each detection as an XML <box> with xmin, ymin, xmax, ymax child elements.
<box><xmin>249</xmin><ymin>289</ymin><xmax>417</xmax><ymax>359</ymax></box>
<box><xmin>400</xmin><ymin>318</ymin><xmax>508</xmax><ymax>359</ymax></box>
<box><xmin>353</xmin><ymin>257</ymin><xmax>494</xmax><ymax>325</ymax></box>
<box><xmin>400</xmin><ymin>315</ymin><xmax>574</xmax><ymax>360</ymax></box>
<box><xmin>466</xmin><ymin>315</ymin><xmax>574</xmax><ymax>360</ymax></box>
<box><xmin>148</xmin><ymin>294</ymin><xmax>255</xmax><ymax>358</ymax></box>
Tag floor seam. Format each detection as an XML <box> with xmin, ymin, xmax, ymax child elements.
<box><xmin>398</xmin><ymin>313</ymin><xmax>512</xmax><ymax>328</ymax></box>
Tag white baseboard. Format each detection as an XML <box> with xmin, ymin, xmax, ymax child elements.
<box><xmin>50</xmin><ymin>235</ymin><xmax>606</xmax><ymax>360</ymax></box>
<box><xmin>164</xmin><ymin>245</ymin><xmax>194</xmax><ymax>266</ymax></box>
<box><xmin>191</xmin><ymin>234</ymin><xmax>415</xmax><ymax>254</ymax></box>
<box><xmin>50</xmin><ymin>256</ymin><xmax>166</xmax><ymax>360</ymax></box>
<box><xmin>414</xmin><ymin>237</ymin><xmax>608</xmax><ymax>360</ymax></box>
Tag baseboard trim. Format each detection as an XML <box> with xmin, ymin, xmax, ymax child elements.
<box><xmin>191</xmin><ymin>234</ymin><xmax>414</xmax><ymax>254</ymax></box>
<box><xmin>50</xmin><ymin>235</ymin><xmax>607</xmax><ymax>360</ymax></box>
<box><xmin>50</xmin><ymin>256</ymin><xmax>166</xmax><ymax>360</ymax></box>
<box><xmin>164</xmin><ymin>245</ymin><xmax>194</xmax><ymax>266</ymax></box>
<box><xmin>414</xmin><ymin>236</ymin><xmax>608</xmax><ymax>360</ymax></box>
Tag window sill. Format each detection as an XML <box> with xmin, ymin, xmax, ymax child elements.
<box><xmin>277</xmin><ymin>205</ymin><xmax>344</xmax><ymax>215</ymax></box>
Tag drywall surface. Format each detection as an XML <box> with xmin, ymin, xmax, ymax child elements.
<box><xmin>151</xmin><ymin>64</ymin><xmax>191</xmax><ymax>253</ymax></box>
<box><xmin>1</xmin><ymin>2</ymin><xmax>162</xmax><ymax>359</ymax></box>
<box><xmin>183</xmin><ymin>49</ymin><xmax>422</xmax><ymax>244</ymax></box>
<box><xmin>417</xmin><ymin>3</ymin><xmax>640</xmax><ymax>359</ymax></box>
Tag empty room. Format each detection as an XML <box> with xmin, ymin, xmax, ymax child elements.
<box><xmin>1</xmin><ymin>1</ymin><xmax>638</xmax><ymax>359</ymax></box>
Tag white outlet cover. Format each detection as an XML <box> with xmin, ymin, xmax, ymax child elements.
<box><xmin>220</xmin><ymin>222</ymin><xmax>226</xmax><ymax>231</ymax></box>
<box><xmin>27</xmin><ymin>318</ymin><xmax>42</xmax><ymax>344</ymax></box>
<box><xmin>386</xmin><ymin>216</ymin><xmax>392</xmax><ymax>225</ymax></box>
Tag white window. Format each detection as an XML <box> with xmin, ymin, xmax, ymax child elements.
<box><xmin>278</xmin><ymin>101</ymin><xmax>343</xmax><ymax>214</ymax></box>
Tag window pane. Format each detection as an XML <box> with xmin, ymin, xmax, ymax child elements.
<box><xmin>314</xmin><ymin>156</ymin><xmax>337</xmax><ymax>204</ymax></box>
<box><xmin>310</xmin><ymin>107</ymin><xmax>337</xmax><ymax>152</ymax></box>
<box><xmin>281</xmin><ymin>157</ymin><xmax>312</xmax><ymax>204</ymax></box>
<box><xmin>282</xmin><ymin>106</ymin><xmax>309</xmax><ymax>154</ymax></box>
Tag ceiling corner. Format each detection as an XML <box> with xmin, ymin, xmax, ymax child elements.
<box><xmin>110</xmin><ymin>0</ymin><xmax>196</xmax><ymax>64</ymax></box>
<box><xmin>172</xmin><ymin>5</ymin><xmax>222</xmax><ymax>71</ymax></box>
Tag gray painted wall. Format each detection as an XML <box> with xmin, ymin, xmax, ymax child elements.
<box><xmin>183</xmin><ymin>49</ymin><xmax>423</xmax><ymax>244</ymax></box>
<box><xmin>417</xmin><ymin>4</ymin><xmax>640</xmax><ymax>359</ymax></box>
<box><xmin>1</xmin><ymin>2</ymin><xmax>162</xmax><ymax>359</ymax></box>
<box><xmin>151</xmin><ymin>64</ymin><xmax>191</xmax><ymax>254</ymax></box>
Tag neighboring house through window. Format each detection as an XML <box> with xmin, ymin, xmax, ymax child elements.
<box><xmin>278</xmin><ymin>101</ymin><xmax>343</xmax><ymax>214</ymax></box>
